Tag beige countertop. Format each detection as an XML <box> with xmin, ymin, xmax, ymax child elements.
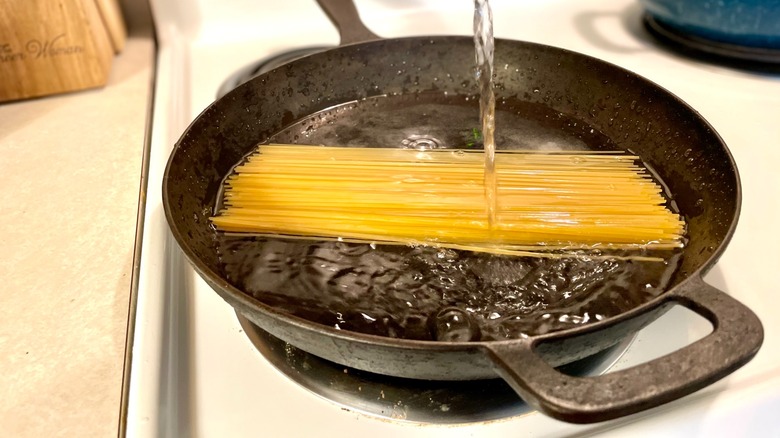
<box><xmin>0</xmin><ymin>27</ymin><xmax>155</xmax><ymax>437</ymax></box>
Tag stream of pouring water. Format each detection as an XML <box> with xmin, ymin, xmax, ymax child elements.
<box><xmin>474</xmin><ymin>0</ymin><xmax>497</xmax><ymax>229</ymax></box>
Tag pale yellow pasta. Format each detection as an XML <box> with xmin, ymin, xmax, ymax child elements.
<box><xmin>211</xmin><ymin>144</ymin><xmax>685</xmax><ymax>260</ymax></box>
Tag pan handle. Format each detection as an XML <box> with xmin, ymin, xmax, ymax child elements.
<box><xmin>482</xmin><ymin>275</ymin><xmax>763</xmax><ymax>423</ymax></box>
<box><xmin>316</xmin><ymin>0</ymin><xmax>380</xmax><ymax>46</ymax></box>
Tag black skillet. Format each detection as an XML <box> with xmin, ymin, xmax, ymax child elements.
<box><xmin>162</xmin><ymin>0</ymin><xmax>763</xmax><ymax>424</ymax></box>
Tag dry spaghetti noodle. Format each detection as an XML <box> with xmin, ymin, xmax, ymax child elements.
<box><xmin>211</xmin><ymin>144</ymin><xmax>685</xmax><ymax>259</ymax></box>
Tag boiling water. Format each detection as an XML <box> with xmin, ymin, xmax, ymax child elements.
<box><xmin>266</xmin><ymin>93</ymin><xmax>614</xmax><ymax>151</ymax></box>
<box><xmin>216</xmin><ymin>93</ymin><xmax>682</xmax><ymax>342</ymax></box>
<box><xmin>219</xmin><ymin>237</ymin><xmax>680</xmax><ymax>341</ymax></box>
<box><xmin>474</xmin><ymin>0</ymin><xmax>497</xmax><ymax>228</ymax></box>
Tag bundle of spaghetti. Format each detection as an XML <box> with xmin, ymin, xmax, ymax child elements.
<box><xmin>211</xmin><ymin>144</ymin><xmax>685</xmax><ymax>258</ymax></box>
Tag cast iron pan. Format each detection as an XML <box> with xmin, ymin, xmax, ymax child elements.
<box><xmin>162</xmin><ymin>0</ymin><xmax>763</xmax><ymax>424</ymax></box>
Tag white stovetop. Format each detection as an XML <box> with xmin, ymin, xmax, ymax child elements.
<box><xmin>126</xmin><ymin>0</ymin><xmax>780</xmax><ymax>436</ymax></box>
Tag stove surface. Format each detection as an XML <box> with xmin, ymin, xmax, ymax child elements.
<box><xmin>125</xmin><ymin>0</ymin><xmax>780</xmax><ymax>436</ymax></box>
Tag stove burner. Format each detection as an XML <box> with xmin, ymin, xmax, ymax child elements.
<box><xmin>236</xmin><ymin>313</ymin><xmax>635</xmax><ymax>424</ymax></box>
<box><xmin>643</xmin><ymin>13</ymin><xmax>780</xmax><ymax>70</ymax></box>
<box><xmin>217</xmin><ymin>46</ymin><xmax>331</xmax><ymax>98</ymax></box>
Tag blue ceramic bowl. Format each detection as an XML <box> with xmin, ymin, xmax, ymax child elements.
<box><xmin>640</xmin><ymin>0</ymin><xmax>780</xmax><ymax>49</ymax></box>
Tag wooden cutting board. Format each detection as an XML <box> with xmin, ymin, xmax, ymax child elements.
<box><xmin>0</xmin><ymin>0</ymin><xmax>126</xmax><ymax>102</ymax></box>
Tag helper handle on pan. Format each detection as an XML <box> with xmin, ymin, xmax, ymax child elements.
<box><xmin>316</xmin><ymin>0</ymin><xmax>380</xmax><ymax>46</ymax></box>
<box><xmin>483</xmin><ymin>275</ymin><xmax>764</xmax><ymax>424</ymax></box>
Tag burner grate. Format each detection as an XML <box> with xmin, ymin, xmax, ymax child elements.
<box><xmin>236</xmin><ymin>313</ymin><xmax>635</xmax><ymax>424</ymax></box>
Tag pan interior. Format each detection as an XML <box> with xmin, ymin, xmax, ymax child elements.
<box><xmin>215</xmin><ymin>92</ymin><xmax>683</xmax><ymax>343</ymax></box>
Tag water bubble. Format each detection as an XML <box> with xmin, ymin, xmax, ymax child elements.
<box><xmin>430</xmin><ymin>307</ymin><xmax>481</xmax><ymax>342</ymax></box>
<box><xmin>400</xmin><ymin>134</ymin><xmax>442</xmax><ymax>150</ymax></box>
